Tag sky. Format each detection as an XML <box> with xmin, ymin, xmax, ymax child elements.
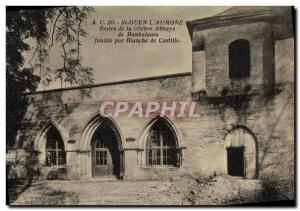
<box><xmin>23</xmin><ymin>6</ymin><xmax>230</xmax><ymax>90</ymax></box>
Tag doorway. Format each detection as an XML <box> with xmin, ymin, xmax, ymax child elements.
<box><xmin>227</xmin><ymin>147</ymin><xmax>245</xmax><ymax>177</ymax></box>
<box><xmin>91</xmin><ymin>123</ymin><xmax>121</xmax><ymax>179</ymax></box>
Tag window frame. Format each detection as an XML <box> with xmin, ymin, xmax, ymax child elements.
<box><xmin>94</xmin><ymin>138</ymin><xmax>109</xmax><ymax>166</ymax></box>
<box><xmin>146</xmin><ymin>122</ymin><xmax>177</xmax><ymax>167</ymax></box>
<box><xmin>45</xmin><ymin>127</ymin><xmax>66</xmax><ymax>167</ymax></box>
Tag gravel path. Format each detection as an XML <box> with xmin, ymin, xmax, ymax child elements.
<box><xmin>12</xmin><ymin>175</ymin><xmax>261</xmax><ymax>206</ymax></box>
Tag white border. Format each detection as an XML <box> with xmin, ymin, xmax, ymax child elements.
<box><xmin>1</xmin><ymin>1</ymin><xmax>298</xmax><ymax>210</ymax></box>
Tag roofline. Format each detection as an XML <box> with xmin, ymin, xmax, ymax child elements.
<box><xmin>25</xmin><ymin>72</ymin><xmax>192</xmax><ymax>95</ymax></box>
<box><xmin>186</xmin><ymin>9</ymin><xmax>273</xmax><ymax>36</ymax></box>
<box><xmin>187</xmin><ymin>10</ymin><xmax>272</xmax><ymax>26</ymax></box>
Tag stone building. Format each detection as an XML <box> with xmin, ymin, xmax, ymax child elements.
<box><xmin>10</xmin><ymin>7</ymin><xmax>294</xmax><ymax>181</ymax></box>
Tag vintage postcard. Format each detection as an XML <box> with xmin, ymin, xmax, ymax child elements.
<box><xmin>6</xmin><ymin>6</ymin><xmax>295</xmax><ymax>206</ymax></box>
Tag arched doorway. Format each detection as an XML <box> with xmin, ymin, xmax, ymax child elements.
<box><xmin>80</xmin><ymin>113</ymin><xmax>124</xmax><ymax>179</ymax></box>
<box><xmin>91</xmin><ymin>122</ymin><xmax>121</xmax><ymax>178</ymax></box>
<box><xmin>225</xmin><ymin>126</ymin><xmax>258</xmax><ymax>179</ymax></box>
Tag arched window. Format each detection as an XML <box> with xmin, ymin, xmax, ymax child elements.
<box><xmin>45</xmin><ymin>127</ymin><xmax>66</xmax><ymax>166</ymax></box>
<box><xmin>146</xmin><ymin>120</ymin><xmax>177</xmax><ymax>166</ymax></box>
<box><xmin>229</xmin><ymin>39</ymin><xmax>250</xmax><ymax>79</ymax></box>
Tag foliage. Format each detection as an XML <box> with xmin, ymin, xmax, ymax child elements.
<box><xmin>225</xmin><ymin>175</ymin><xmax>295</xmax><ymax>205</ymax></box>
<box><xmin>6</xmin><ymin>7</ymin><xmax>94</xmax><ymax>148</ymax></box>
<box><xmin>259</xmin><ymin>176</ymin><xmax>295</xmax><ymax>202</ymax></box>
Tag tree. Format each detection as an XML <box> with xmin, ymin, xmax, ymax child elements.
<box><xmin>6</xmin><ymin>7</ymin><xmax>95</xmax><ymax>148</ymax></box>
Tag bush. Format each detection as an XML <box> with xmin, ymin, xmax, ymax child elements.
<box><xmin>259</xmin><ymin>176</ymin><xmax>294</xmax><ymax>202</ymax></box>
<box><xmin>46</xmin><ymin>168</ymin><xmax>66</xmax><ymax>180</ymax></box>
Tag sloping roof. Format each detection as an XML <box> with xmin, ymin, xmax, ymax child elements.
<box><xmin>213</xmin><ymin>6</ymin><xmax>273</xmax><ymax>18</ymax></box>
<box><xmin>186</xmin><ymin>6</ymin><xmax>293</xmax><ymax>35</ymax></box>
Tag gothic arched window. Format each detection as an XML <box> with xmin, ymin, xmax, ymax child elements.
<box><xmin>229</xmin><ymin>39</ymin><xmax>251</xmax><ymax>79</ymax></box>
<box><xmin>146</xmin><ymin>120</ymin><xmax>177</xmax><ymax>166</ymax></box>
<box><xmin>45</xmin><ymin>127</ymin><xmax>66</xmax><ymax>166</ymax></box>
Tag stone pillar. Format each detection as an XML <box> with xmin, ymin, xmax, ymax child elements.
<box><xmin>262</xmin><ymin>25</ymin><xmax>275</xmax><ymax>95</ymax></box>
<box><xmin>191</xmin><ymin>35</ymin><xmax>206</xmax><ymax>93</ymax></box>
<box><xmin>192</xmin><ymin>51</ymin><xmax>206</xmax><ymax>92</ymax></box>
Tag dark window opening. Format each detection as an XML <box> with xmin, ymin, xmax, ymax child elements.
<box><xmin>227</xmin><ymin>147</ymin><xmax>245</xmax><ymax>177</ymax></box>
<box><xmin>146</xmin><ymin>120</ymin><xmax>177</xmax><ymax>166</ymax></box>
<box><xmin>229</xmin><ymin>39</ymin><xmax>250</xmax><ymax>79</ymax></box>
<box><xmin>45</xmin><ymin>127</ymin><xmax>66</xmax><ymax>167</ymax></box>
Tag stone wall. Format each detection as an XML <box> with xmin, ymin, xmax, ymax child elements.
<box><xmin>13</xmin><ymin>50</ymin><xmax>294</xmax><ymax>181</ymax></box>
<box><xmin>192</xmin><ymin>21</ymin><xmax>275</xmax><ymax>97</ymax></box>
<box><xmin>10</xmin><ymin>8</ymin><xmax>294</xmax><ymax>181</ymax></box>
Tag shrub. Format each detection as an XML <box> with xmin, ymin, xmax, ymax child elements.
<box><xmin>259</xmin><ymin>176</ymin><xmax>294</xmax><ymax>202</ymax></box>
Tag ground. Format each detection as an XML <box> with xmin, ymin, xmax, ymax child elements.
<box><xmin>10</xmin><ymin>175</ymin><xmax>266</xmax><ymax>206</ymax></box>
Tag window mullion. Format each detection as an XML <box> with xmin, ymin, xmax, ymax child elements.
<box><xmin>56</xmin><ymin>140</ymin><xmax>58</xmax><ymax>166</ymax></box>
<box><xmin>160</xmin><ymin>128</ymin><xmax>163</xmax><ymax>166</ymax></box>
